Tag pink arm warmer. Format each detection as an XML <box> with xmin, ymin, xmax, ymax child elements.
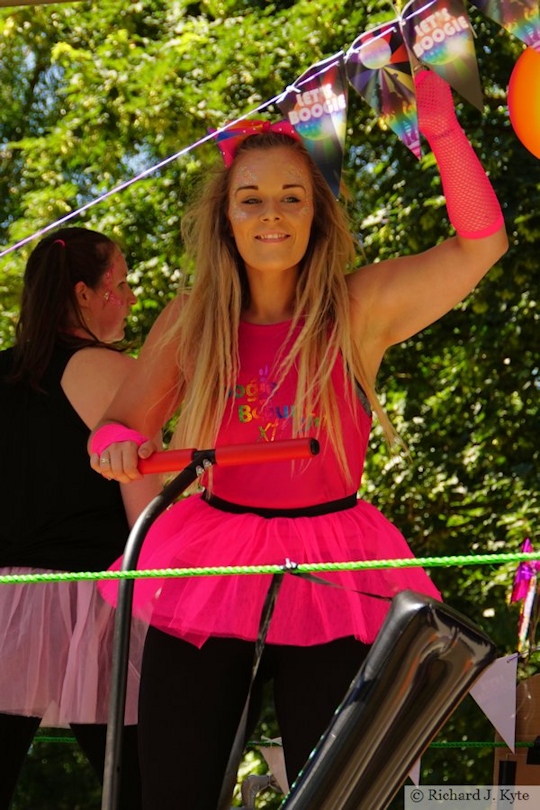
<box><xmin>414</xmin><ymin>70</ymin><xmax>504</xmax><ymax>240</ymax></box>
<box><xmin>89</xmin><ymin>423</ymin><xmax>149</xmax><ymax>456</ymax></box>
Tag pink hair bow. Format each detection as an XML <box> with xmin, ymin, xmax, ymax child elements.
<box><xmin>212</xmin><ymin>119</ymin><xmax>301</xmax><ymax>168</ymax></box>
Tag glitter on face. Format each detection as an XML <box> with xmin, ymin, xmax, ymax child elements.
<box><xmin>227</xmin><ymin>146</ymin><xmax>314</xmax><ymax>277</ymax></box>
<box><xmin>101</xmin><ymin>268</ymin><xmax>123</xmax><ymax>308</ymax></box>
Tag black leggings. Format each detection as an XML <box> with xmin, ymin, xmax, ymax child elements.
<box><xmin>0</xmin><ymin>713</ymin><xmax>141</xmax><ymax>810</ymax></box>
<box><xmin>138</xmin><ymin>628</ymin><xmax>370</xmax><ymax>810</ymax></box>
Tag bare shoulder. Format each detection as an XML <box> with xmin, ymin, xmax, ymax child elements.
<box><xmin>62</xmin><ymin>347</ymin><xmax>135</xmax><ymax>429</ymax></box>
<box><xmin>66</xmin><ymin>346</ymin><xmax>134</xmax><ymax>378</ymax></box>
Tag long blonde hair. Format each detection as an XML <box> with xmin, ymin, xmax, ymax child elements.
<box><xmin>165</xmin><ymin>132</ymin><xmax>394</xmax><ymax>474</ymax></box>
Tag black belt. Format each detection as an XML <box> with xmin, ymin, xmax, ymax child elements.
<box><xmin>204</xmin><ymin>492</ymin><xmax>357</xmax><ymax>518</ymax></box>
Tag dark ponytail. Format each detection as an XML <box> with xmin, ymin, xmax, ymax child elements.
<box><xmin>10</xmin><ymin>227</ymin><xmax>117</xmax><ymax>387</ymax></box>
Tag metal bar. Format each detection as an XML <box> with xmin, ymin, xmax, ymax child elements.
<box><xmin>101</xmin><ymin>457</ymin><xmax>204</xmax><ymax>810</ymax></box>
<box><xmin>281</xmin><ymin>591</ymin><xmax>496</xmax><ymax>810</ymax></box>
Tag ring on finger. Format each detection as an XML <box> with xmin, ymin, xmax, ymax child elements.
<box><xmin>100</xmin><ymin>456</ymin><xmax>111</xmax><ymax>466</ymax></box>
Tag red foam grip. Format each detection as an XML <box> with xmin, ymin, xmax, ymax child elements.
<box><xmin>138</xmin><ymin>438</ymin><xmax>319</xmax><ymax>474</ymax></box>
<box><xmin>215</xmin><ymin>438</ymin><xmax>319</xmax><ymax>466</ymax></box>
<box><xmin>138</xmin><ymin>449</ymin><xmax>195</xmax><ymax>474</ymax></box>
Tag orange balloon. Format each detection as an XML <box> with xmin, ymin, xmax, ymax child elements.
<box><xmin>508</xmin><ymin>47</ymin><xmax>540</xmax><ymax>159</ymax></box>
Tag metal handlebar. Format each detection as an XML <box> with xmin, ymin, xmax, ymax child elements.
<box><xmin>101</xmin><ymin>438</ymin><xmax>319</xmax><ymax>810</ymax></box>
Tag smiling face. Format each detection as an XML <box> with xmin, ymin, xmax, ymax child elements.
<box><xmin>227</xmin><ymin>145</ymin><xmax>315</xmax><ymax>281</ymax></box>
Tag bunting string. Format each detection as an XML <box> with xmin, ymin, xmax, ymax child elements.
<box><xmin>1</xmin><ymin>0</ymin><xmax>539</xmax><ymax>257</ymax></box>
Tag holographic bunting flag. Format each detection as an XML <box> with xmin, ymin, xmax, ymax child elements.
<box><xmin>277</xmin><ymin>53</ymin><xmax>348</xmax><ymax>198</ymax></box>
<box><xmin>401</xmin><ymin>0</ymin><xmax>484</xmax><ymax>110</ymax></box>
<box><xmin>469</xmin><ymin>0</ymin><xmax>540</xmax><ymax>52</ymax></box>
<box><xmin>345</xmin><ymin>20</ymin><xmax>421</xmax><ymax>158</ymax></box>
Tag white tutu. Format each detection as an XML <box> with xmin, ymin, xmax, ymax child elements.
<box><xmin>0</xmin><ymin>568</ymin><xmax>146</xmax><ymax>726</ymax></box>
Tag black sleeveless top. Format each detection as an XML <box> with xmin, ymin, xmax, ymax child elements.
<box><xmin>0</xmin><ymin>345</ymin><xmax>130</xmax><ymax>571</ymax></box>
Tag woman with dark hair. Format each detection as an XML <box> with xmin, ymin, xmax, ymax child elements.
<box><xmin>0</xmin><ymin>227</ymin><xmax>160</xmax><ymax>809</ymax></box>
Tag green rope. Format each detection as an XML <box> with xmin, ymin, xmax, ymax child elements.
<box><xmin>429</xmin><ymin>741</ymin><xmax>533</xmax><ymax>749</ymax></box>
<box><xmin>248</xmin><ymin>740</ymin><xmax>532</xmax><ymax>750</ymax></box>
<box><xmin>0</xmin><ymin>550</ymin><xmax>538</xmax><ymax>585</ymax></box>
<box><xmin>33</xmin><ymin>731</ymin><xmax>534</xmax><ymax>750</ymax></box>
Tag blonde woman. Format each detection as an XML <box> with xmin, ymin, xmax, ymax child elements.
<box><xmin>91</xmin><ymin>71</ymin><xmax>508</xmax><ymax>809</ymax></box>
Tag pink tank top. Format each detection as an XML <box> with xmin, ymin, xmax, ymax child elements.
<box><xmin>212</xmin><ymin>320</ymin><xmax>371</xmax><ymax>509</ymax></box>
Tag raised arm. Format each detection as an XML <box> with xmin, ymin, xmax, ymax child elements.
<box><xmin>347</xmin><ymin>69</ymin><xmax>508</xmax><ymax>378</ymax></box>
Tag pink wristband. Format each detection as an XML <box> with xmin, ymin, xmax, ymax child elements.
<box><xmin>90</xmin><ymin>423</ymin><xmax>149</xmax><ymax>456</ymax></box>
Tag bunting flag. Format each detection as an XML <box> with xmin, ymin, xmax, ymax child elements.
<box><xmin>469</xmin><ymin>0</ymin><xmax>540</xmax><ymax>52</ymax></box>
<box><xmin>345</xmin><ymin>21</ymin><xmax>421</xmax><ymax>158</ymax></box>
<box><xmin>408</xmin><ymin>758</ymin><xmax>422</xmax><ymax>785</ymax></box>
<box><xmin>469</xmin><ymin>654</ymin><xmax>518</xmax><ymax>751</ymax></box>
<box><xmin>3</xmin><ymin>0</ymin><xmax>537</xmax><ymax>258</ymax></box>
<box><xmin>259</xmin><ymin>740</ymin><xmax>289</xmax><ymax>795</ymax></box>
<box><xmin>511</xmin><ymin>538</ymin><xmax>540</xmax><ymax>652</ymax></box>
<box><xmin>277</xmin><ymin>53</ymin><xmax>349</xmax><ymax>198</ymax></box>
<box><xmin>400</xmin><ymin>0</ymin><xmax>484</xmax><ymax>110</ymax></box>
<box><xmin>259</xmin><ymin>660</ymin><xmax>519</xmax><ymax>792</ymax></box>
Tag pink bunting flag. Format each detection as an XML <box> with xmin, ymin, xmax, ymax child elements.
<box><xmin>511</xmin><ymin>538</ymin><xmax>540</xmax><ymax>652</ymax></box>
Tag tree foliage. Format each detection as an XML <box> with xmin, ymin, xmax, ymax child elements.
<box><xmin>1</xmin><ymin>0</ymin><xmax>538</xmax><ymax>807</ymax></box>
<box><xmin>12</xmin><ymin>734</ymin><xmax>101</xmax><ymax>810</ymax></box>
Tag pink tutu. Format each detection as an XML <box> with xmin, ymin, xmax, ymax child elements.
<box><xmin>0</xmin><ymin>568</ymin><xmax>147</xmax><ymax>726</ymax></box>
<box><xmin>100</xmin><ymin>494</ymin><xmax>441</xmax><ymax>648</ymax></box>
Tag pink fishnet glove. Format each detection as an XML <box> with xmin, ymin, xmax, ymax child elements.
<box><xmin>415</xmin><ymin>70</ymin><xmax>504</xmax><ymax>239</ymax></box>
